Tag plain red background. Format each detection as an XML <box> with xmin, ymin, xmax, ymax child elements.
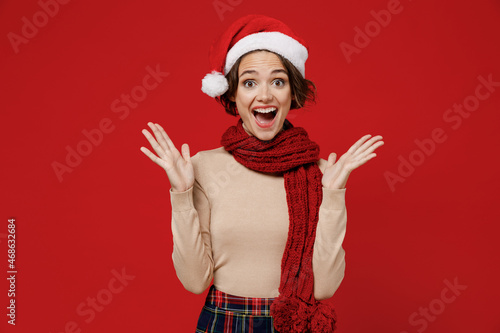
<box><xmin>1</xmin><ymin>0</ymin><xmax>499</xmax><ymax>332</ymax></box>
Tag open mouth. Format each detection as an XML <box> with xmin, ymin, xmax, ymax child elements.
<box><xmin>252</xmin><ymin>107</ymin><xmax>278</xmax><ymax>127</ymax></box>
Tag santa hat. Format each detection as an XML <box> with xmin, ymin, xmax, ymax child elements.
<box><xmin>201</xmin><ymin>14</ymin><xmax>309</xmax><ymax>98</ymax></box>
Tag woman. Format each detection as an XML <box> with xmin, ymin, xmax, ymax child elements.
<box><xmin>140</xmin><ymin>15</ymin><xmax>384</xmax><ymax>333</ymax></box>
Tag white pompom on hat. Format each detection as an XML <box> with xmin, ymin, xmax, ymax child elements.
<box><xmin>201</xmin><ymin>14</ymin><xmax>309</xmax><ymax>98</ymax></box>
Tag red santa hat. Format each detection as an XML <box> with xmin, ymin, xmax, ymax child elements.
<box><xmin>201</xmin><ymin>14</ymin><xmax>309</xmax><ymax>98</ymax></box>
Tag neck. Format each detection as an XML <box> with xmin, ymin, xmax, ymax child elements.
<box><xmin>241</xmin><ymin>121</ymin><xmax>286</xmax><ymax>176</ymax></box>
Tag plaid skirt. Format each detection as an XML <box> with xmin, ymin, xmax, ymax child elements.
<box><xmin>195</xmin><ymin>285</ymin><xmax>277</xmax><ymax>333</ymax></box>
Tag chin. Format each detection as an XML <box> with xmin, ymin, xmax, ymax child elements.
<box><xmin>256</xmin><ymin>132</ymin><xmax>277</xmax><ymax>141</ymax></box>
<box><xmin>254</xmin><ymin>125</ymin><xmax>283</xmax><ymax>141</ymax></box>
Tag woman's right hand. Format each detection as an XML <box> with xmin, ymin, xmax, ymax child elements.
<box><xmin>140</xmin><ymin>122</ymin><xmax>194</xmax><ymax>193</ymax></box>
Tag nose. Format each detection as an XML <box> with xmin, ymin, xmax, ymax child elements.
<box><xmin>257</xmin><ymin>84</ymin><xmax>273</xmax><ymax>102</ymax></box>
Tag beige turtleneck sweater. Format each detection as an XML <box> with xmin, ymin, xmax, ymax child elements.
<box><xmin>169</xmin><ymin>146</ymin><xmax>347</xmax><ymax>301</ymax></box>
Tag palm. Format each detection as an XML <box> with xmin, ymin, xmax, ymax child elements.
<box><xmin>322</xmin><ymin>135</ymin><xmax>384</xmax><ymax>189</ymax></box>
<box><xmin>140</xmin><ymin>122</ymin><xmax>194</xmax><ymax>192</ymax></box>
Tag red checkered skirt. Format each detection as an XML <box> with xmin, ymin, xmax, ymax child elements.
<box><xmin>195</xmin><ymin>285</ymin><xmax>277</xmax><ymax>333</ymax></box>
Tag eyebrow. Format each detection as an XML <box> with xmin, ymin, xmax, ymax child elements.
<box><xmin>239</xmin><ymin>69</ymin><xmax>288</xmax><ymax>78</ymax></box>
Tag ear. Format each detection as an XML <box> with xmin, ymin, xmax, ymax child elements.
<box><xmin>229</xmin><ymin>94</ymin><xmax>235</xmax><ymax>102</ymax></box>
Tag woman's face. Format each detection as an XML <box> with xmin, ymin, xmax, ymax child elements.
<box><xmin>230</xmin><ymin>51</ymin><xmax>292</xmax><ymax>141</ymax></box>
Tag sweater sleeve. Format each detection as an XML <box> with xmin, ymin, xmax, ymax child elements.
<box><xmin>312</xmin><ymin>187</ymin><xmax>347</xmax><ymax>300</ymax></box>
<box><xmin>169</xmin><ymin>178</ymin><xmax>213</xmax><ymax>294</ymax></box>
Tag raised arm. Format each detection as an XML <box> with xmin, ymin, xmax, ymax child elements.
<box><xmin>169</xmin><ymin>178</ymin><xmax>214</xmax><ymax>294</ymax></box>
<box><xmin>313</xmin><ymin>134</ymin><xmax>384</xmax><ymax>300</ymax></box>
<box><xmin>140</xmin><ymin>122</ymin><xmax>213</xmax><ymax>294</ymax></box>
<box><xmin>312</xmin><ymin>187</ymin><xmax>347</xmax><ymax>300</ymax></box>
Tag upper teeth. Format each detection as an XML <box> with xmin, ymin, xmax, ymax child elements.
<box><xmin>254</xmin><ymin>107</ymin><xmax>276</xmax><ymax>113</ymax></box>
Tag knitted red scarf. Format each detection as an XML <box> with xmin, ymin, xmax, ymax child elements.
<box><xmin>221</xmin><ymin>118</ymin><xmax>337</xmax><ymax>332</ymax></box>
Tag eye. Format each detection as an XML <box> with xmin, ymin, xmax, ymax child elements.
<box><xmin>243</xmin><ymin>80</ymin><xmax>256</xmax><ymax>88</ymax></box>
<box><xmin>273</xmin><ymin>79</ymin><xmax>286</xmax><ymax>87</ymax></box>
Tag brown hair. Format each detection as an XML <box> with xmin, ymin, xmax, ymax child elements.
<box><xmin>215</xmin><ymin>50</ymin><xmax>317</xmax><ymax>116</ymax></box>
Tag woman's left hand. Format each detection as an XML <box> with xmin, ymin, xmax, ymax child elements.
<box><xmin>321</xmin><ymin>135</ymin><xmax>384</xmax><ymax>190</ymax></box>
